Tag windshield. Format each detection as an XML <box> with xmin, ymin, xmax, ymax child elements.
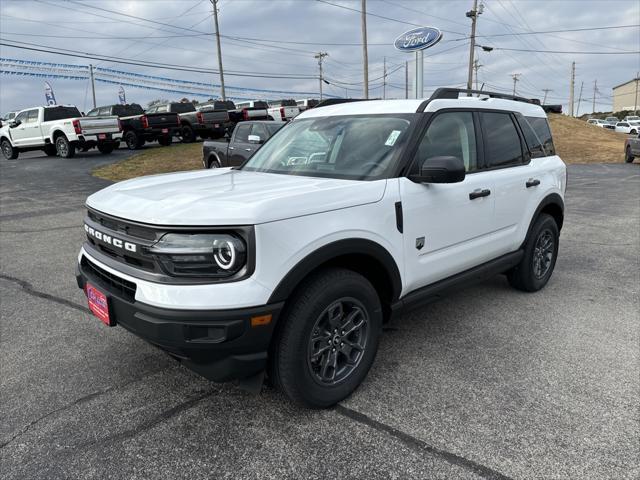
<box><xmin>241</xmin><ymin>114</ymin><xmax>415</xmax><ymax>180</ymax></box>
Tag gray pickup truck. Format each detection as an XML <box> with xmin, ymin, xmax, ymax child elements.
<box><xmin>625</xmin><ymin>132</ymin><xmax>640</xmax><ymax>163</ymax></box>
<box><xmin>201</xmin><ymin>120</ymin><xmax>284</xmax><ymax>168</ymax></box>
<box><xmin>148</xmin><ymin>102</ymin><xmax>229</xmax><ymax>142</ymax></box>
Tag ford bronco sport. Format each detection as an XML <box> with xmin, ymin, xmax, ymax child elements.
<box><xmin>76</xmin><ymin>88</ymin><xmax>566</xmax><ymax>408</ymax></box>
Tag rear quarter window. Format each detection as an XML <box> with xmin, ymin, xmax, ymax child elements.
<box><xmin>525</xmin><ymin>116</ymin><xmax>555</xmax><ymax>156</ymax></box>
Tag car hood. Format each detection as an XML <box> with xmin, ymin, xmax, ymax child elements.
<box><xmin>86</xmin><ymin>168</ymin><xmax>387</xmax><ymax>225</ymax></box>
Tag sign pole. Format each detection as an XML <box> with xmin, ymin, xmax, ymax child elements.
<box><xmin>415</xmin><ymin>50</ymin><xmax>423</xmax><ymax>99</ymax></box>
<box><xmin>394</xmin><ymin>26</ymin><xmax>441</xmax><ymax>100</ymax></box>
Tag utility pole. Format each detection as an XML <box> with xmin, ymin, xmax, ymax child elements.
<box><xmin>569</xmin><ymin>61</ymin><xmax>575</xmax><ymax>117</ymax></box>
<box><xmin>511</xmin><ymin>73</ymin><xmax>521</xmax><ymax>96</ymax></box>
<box><xmin>405</xmin><ymin>60</ymin><xmax>408</xmax><ymax>99</ymax></box>
<box><xmin>211</xmin><ymin>0</ymin><xmax>226</xmax><ymax>100</ymax></box>
<box><xmin>473</xmin><ymin>59</ymin><xmax>482</xmax><ymax>91</ymax></box>
<box><xmin>542</xmin><ymin>88</ymin><xmax>552</xmax><ymax>105</ymax></box>
<box><xmin>576</xmin><ymin>80</ymin><xmax>584</xmax><ymax>117</ymax></box>
<box><xmin>634</xmin><ymin>71</ymin><xmax>639</xmax><ymax>115</ymax></box>
<box><xmin>383</xmin><ymin>57</ymin><xmax>386</xmax><ymax>99</ymax></box>
<box><xmin>592</xmin><ymin>80</ymin><xmax>597</xmax><ymax>114</ymax></box>
<box><xmin>361</xmin><ymin>0</ymin><xmax>369</xmax><ymax>99</ymax></box>
<box><xmin>89</xmin><ymin>64</ymin><xmax>96</xmax><ymax>109</ymax></box>
<box><xmin>466</xmin><ymin>0</ymin><xmax>482</xmax><ymax>92</ymax></box>
<box><xmin>314</xmin><ymin>52</ymin><xmax>328</xmax><ymax>100</ymax></box>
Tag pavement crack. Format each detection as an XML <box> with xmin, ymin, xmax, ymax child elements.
<box><xmin>0</xmin><ymin>273</ymin><xmax>88</xmax><ymax>314</ymax></box>
<box><xmin>334</xmin><ymin>404</ymin><xmax>513</xmax><ymax>480</ymax></box>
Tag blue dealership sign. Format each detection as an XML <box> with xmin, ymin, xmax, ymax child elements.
<box><xmin>394</xmin><ymin>27</ymin><xmax>443</xmax><ymax>52</ymax></box>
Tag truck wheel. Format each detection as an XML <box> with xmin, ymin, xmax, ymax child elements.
<box><xmin>208</xmin><ymin>158</ymin><xmax>220</xmax><ymax>168</ymax></box>
<box><xmin>158</xmin><ymin>135</ymin><xmax>172</xmax><ymax>146</ymax></box>
<box><xmin>97</xmin><ymin>143</ymin><xmax>114</xmax><ymax>154</ymax></box>
<box><xmin>508</xmin><ymin>213</ymin><xmax>559</xmax><ymax>292</ymax></box>
<box><xmin>44</xmin><ymin>144</ymin><xmax>58</xmax><ymax>157</ymax></box>
<box><xmin>124</xmin><ymin>131</ymin><xmax>141</xmax><ymax>150</ymax></box>
<box><xmin>181</xmin><ymin>125</ymin><xmax>195</xmax><ymax>143</ymax></box>
<box><xmin>270</xmin><ymin>268</ymin><xmax>382</xmax><ymax>408</ymax></box>
<box><xmin>625</xmin><ymin>146</ymin><xmax>635</xmax><ymax>163</ymax></box>
<box><xmin>55</xmin><ymin>135</ymin><xmax>75</xmax><ymax>158</ymax></box>
<box><xmin>1</xmin><ymin>139</ymin><xmax>18</xmax><ymax>160</ymax></box>
<box><xmin>630</xmin><ymin>129</ymin><xmax>637</xmax><ymax>135</ymax></box>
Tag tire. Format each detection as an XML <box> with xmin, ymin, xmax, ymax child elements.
<box><xmin>158</xmin><ymin>135</ymin><xmax>172</xmax><ymax>146</ymax></box>
<box><xmin>269</xmin><ymin>268</ymin><xmax>382</xmax><ymax>408</ymax></box>
<box><xmin>208</xmin><ymin>157</ymin><xmax>220</xmax><ymax>168</ymax></box>
<box><xmin>625</xmin><ymin>146</ymin><xmax>635</xmax><ymax>163</ymax></box>
<box><xmin>43</xmin><ymin>144</ymin><xmax>57</xmax><ymax>157</ymax></box>
<box><xmin>97</xmin><ymin>142</ymin><xmax>114</xmax><ymax>154</ymax></box>
<box><xmin>181</xmin><ymin>124</ymin><xmax>195</xmax><ymax>143</ymax></box>
<box><xmin>1</xmin><ymin>139</ymin><xmax>18</xmax><ymax>160</ymax></box>
<box><xmin>630</xmin><ymin>129</ymin><xmax>637</xmax><ymax>135</ymax></box>
<box><xmin>55</xmin><ymin>135</ymin><xmax>75</xmax><ymax>158</ymax></box>
<box><xmin>507</xmin><ymin>213</ymin><xmax>559</xmax><ymax>292</ymax></box>
<box><xmin>124</xmin><ymin>131</ymin><xmax>141</xmax><ymax>150</ymax></box>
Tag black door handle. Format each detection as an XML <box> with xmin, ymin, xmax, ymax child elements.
<box><xmin>526</xmin><ymin>178</ymin><xmax>541</xmax><ymax>188</ymax></box>
<box><xmin>469</xmin><ymin>189</ymin><xmax>491</xmax><ymax>200</ymax></box>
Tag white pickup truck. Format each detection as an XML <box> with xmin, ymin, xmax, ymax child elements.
<box><xmin>0</xmin><ymin>105</ymin><xmax>121</xmax><ymax>159</ymax></box>
<box><xmin>267</xmin><ymin>99</ymin><xmax>299</xmax><ymax>121</ymax></box>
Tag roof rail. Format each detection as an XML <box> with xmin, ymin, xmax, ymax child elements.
<box><xmin>313</xmin><ymin>98</ymin><xmax>369</xmax><ymax>109</ymax></box>
<box><xmin>417</xmin><ymin>88</ymin><xmax>540</xmax><ymax>112</ymax></box>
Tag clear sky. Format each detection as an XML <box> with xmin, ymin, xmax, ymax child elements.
<box><xmin>1</xmin><ymin>0</ymin><xmax>639</xmax><ymax>115</ymax></box>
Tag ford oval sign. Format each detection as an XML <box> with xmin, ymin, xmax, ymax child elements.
<box><xmin>394</xmin><ymin>27</ymin><xmax>443</xmax><ymax>52</ymax></box>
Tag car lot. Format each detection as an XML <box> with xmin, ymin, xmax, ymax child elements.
<box><xmin>0</xmin><ymin>151</ymin><xmax>638</xmax><ymax>478</ymax></box>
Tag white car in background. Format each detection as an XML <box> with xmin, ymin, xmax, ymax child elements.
<box><xmin>587</xmin><ymin>119</ymin><xmax>608</xmax><ymax>128</ymax></box>
<box><xmin>622</xmin><ymin>115</ymin><xmax>640</xmax><ymax>122</ymax></box>
<box><xmin>614</xmin><ymin>121</ymin><xmax>640</xmax><ymax>135</ymax></box>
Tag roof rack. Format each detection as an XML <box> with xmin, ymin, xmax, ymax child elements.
<box><xmin>314</xmin><ymin>98</ymin><xmax>369</xmax><ymax>109</ymax></box>
<box><xmin>417</xmin><ymin>88</ymin><xmax>540</xmax><ymax>112</ymax></box>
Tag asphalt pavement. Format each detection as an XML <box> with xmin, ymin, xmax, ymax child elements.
<box><xmin>1</xmin><ymin>148</ymin><xmax>638</xmax><ymax>479</ymax></box>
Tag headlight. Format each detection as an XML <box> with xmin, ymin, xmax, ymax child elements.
<box><xmin>149</xmin><ymin>233</ymin><xmax>247</xmax><ymax>278</ymax></box>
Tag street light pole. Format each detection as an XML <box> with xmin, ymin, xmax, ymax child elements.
<box><xmin>361</xmin><ymin>0</ymin><xmax>369</xmax><ymax>99</ymax></box>
<box><xmin>211</xmin><ymin>0</ymin><xmax>226</xmax><ymax>100</ymax></box>
<box><xmin>466</xmin><ymin>0</ymin><xmax>482</xmax><ymax>92</ymax></box>
<box><xmin>315</xmin><ymin>52</ymin><xmax>328</xmax><ymax>100</ymax></box>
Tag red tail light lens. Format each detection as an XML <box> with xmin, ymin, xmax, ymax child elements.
<box><xmin>280</xmin><ymin>107</ymin><xmax>285</xmax><ymax>120</ymax></box>
<box><xmin>196</xmin><ymin>111</ymin><xmax>204</xmax><ymax>123</ymax></box>
<box><xmin>141</xmin><ymin>115</ymin><xmax>149</xmax><ymax>129</ymax></box>
<box><xmin>242</xmin><ymin>108</ymin><xmax>249</xmax><ymax>121</ymax></box>
<box><xmin>72</xmin><ymin>119</ymin><xmax>82</xmax><ymax>134</ymax></box>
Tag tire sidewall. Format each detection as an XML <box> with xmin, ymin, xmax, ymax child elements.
<box><xmin>625</xmin><ymin>147</ymin><xmax>634</xmax><ymax>163</ymax></box>
<box><xmin>2</xmin><ymin>140</ymin><xmax>17</xmax><ymax>159</ymax></box>
<box><xmin>55</xmin><ymin>136</ymin><xmax>74</xmax><ymax>158</ymax></box>
<box><xmin>181</xmin><ymin>125</ymin><xmax>195</xmax><ymax>143</ymax></box>
<box><xmin>277</xmin><ymin>269</ymin><xmax>382</xmax><ymax>407</ymax></box>
<box><xmin>521</xmin><ymin>215</ymin><xmax>559</xmax><ymax>290</ymax></box>
<box><xmin>125</xmin><ymin>131</ymin><xmax>138</xmax><ymax>150</ymax></box>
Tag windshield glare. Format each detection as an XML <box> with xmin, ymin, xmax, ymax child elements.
<box><xmin>241</xmin><ymin>115</ymin><xmax>414</xmax><ymax>180</ymax></box>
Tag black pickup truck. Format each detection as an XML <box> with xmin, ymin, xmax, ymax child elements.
<box><xmin>202</xmin><ymin>120</ymin><xmax>284</xmax><ymax>168</ymax></box>
<box><xmin>87</xmin><ymin>104</ymin><xmax>179</xmax><ymax>149</ymax></box>
<box><xmin>147</xmin><ymin>102</ymin><xmax>230</xmax><ymax>142</ymax></box>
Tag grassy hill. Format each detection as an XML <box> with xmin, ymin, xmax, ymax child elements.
<box><xmin>94</xmin><ymin>114</ymin><xmax>630</xmax><ymax>182</ymax></box>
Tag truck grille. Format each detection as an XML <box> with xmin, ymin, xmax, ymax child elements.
<box><xmin>81</xmin><ymin>255</ymin><xmax>137</xmax><ymax>302</ymax></box>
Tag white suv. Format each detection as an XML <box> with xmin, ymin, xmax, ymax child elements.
<box><xmin>76</xmin><ymin>88</ymin><xmax>566</xmax><ymax>408</ymax></box>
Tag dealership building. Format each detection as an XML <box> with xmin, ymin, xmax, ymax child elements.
<box><xmin>612</xmin><ymin>77</ymin><xmax>640</xmax><ymax>112</ymax></box>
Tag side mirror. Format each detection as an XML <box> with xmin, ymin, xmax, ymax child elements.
<box><xmin>10</xmin><ymin>120</ymin><xmax>21</xmax><ymax>128</ymax></box>
<box><xmin>248</xmin><ymin>134</ymin><xmax>262</xmax><ymax>144</ymax></box>
<box><xmin>409</xmin><ymin>156</ymin><xmax>465</xmax><ymax>184</ymax></box>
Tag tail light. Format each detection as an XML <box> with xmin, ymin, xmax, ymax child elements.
<box><xmin>242</xmin><ymin>108</ymin><xmax>249</xmax><ymax>121</ymax></box>
<box><xmin>280</xmin><ymin>107</ymin><xmax>285</xmax><ymax>120</ymax></box>
<box><xmin>196</xmin><ymin>111</ymin><xmax>204</xmax><ymax>124</ymax></box>
<box><xmin>72</xmin><ymin>119</ymin><xmax>82</xmax><ymax>134</ymax></box>
<box><xmin>141</xmin><ymin>115</ymin><xmax>149</xmax><ymax>129</ymax></box>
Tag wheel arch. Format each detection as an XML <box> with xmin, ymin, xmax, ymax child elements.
<box><xmin>268</xmin><ymin>238</ymin><xmax>402</xmax><ymax>319</ymax></box>
<box><xmin>207</xmin><ymin>152</ymin><xmax>222</xmax><ymax>168</ymax></box>
<box><xmin>521</xmin><ymin>193</ymin><xmax>564</xmax><ymax>249</ymax></box>
<box><xmin>51</xmin><ymin>129</ymin><xmax>67</xmax><ymax>142</ymax></box>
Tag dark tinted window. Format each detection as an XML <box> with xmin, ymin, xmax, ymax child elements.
<box><xmin>113</xmin><ymin>104</ymin><xmax>144</xmax><ymax>117</ymax></box>
<box><xmin>250</xmin><ymin>123</ymin><xmax>268</xmax><ymax>139</ymax></box>
<box><xmin>43</xmin><ymin>106</ymin><xmax>81</xmax><ymax>121</ymax></box>
<box><xmin>171</xmin><ymin>103</ymin><xmax>196</xmax><ymax>113</ymax></box>
<box><xmin>516</xmin><ymin>115</ymin><xmax>547</xmax><ymax>158</ymax></box>
<box><xmin>235</xmin><ymin>124</ymin><xmax>252</xmax><ymax>142</ymax></box>
<box><xmin>415</xmin><ymin>111</ymin><xmax>477</xmax><ymax>172</ymax></box>
<box><xmin>480</xmin><ymin>112</ymin><xmax>523</xmax><ymax>168</ymax></box>
<box><xmin>212</xmin><ymin>101</ymin><xmax>235</xmax><ymax>111</ymax></box>
<box><xmin>279</xmin><ymin>99</ymin><xmax>297</xmax><ymax>107</ymax></box>
<box><xmin>526</xmin><ymin>116</ymin><xmax>555</xmax><ymax>155</ymax></box>
<box><xmin>253</xmin><ymin>101</ymin><xmax>268</xmax><ymax>109</ymax></box>
<box><xmin>265</xmin><ymin>123</ymin><xmax>284</xmax><ymax>136</ymax></box>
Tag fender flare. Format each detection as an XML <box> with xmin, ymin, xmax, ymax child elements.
<box><xmin>268</xmin><ymin>238</ymin><xmax>402</xmax><ymax>304</ymax></box>
<box><xmin>521</xmin><ymin>193</ymin><xmax>564</xmax><ymax>248</ymax></box>
<box><xmin>208</xmin><ymin>152</ymin><xmax>222</xmax><ymax>168</ymax></box>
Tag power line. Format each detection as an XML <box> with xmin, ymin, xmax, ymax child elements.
<box><xmin>494</xmin><ymin>47</ymin><xmax>639</xmax><ymax>55</ymax></box>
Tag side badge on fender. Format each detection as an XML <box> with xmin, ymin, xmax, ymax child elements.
<box><xmin>415</xmin><ymin>237</ymin><xmax>425</xmax><ymax>250</ymax></box>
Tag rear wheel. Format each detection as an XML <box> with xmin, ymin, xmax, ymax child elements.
<box><xmin>181</xmin><ymin>124</ymin><xmax>195</xmax><ymax>143</ymax></box>
<box><xmin>124</xmin><ymin>131</ymin><xmax>141</xmax><ymax>150</ymax></box>
<box><xmin>269</xmin><ymin>268</ymin><xmax>382</xmax><ymax>408</ymax></box>
<box><xmin>55</xmin><ymin>135</ymin><xmax>75</xmax><ymax>158</ymax></box>
<box><xmin>508</xmin><ymin>213</ymin><xmax>559</xmax><ymax>292</ymax></box>
<box><xmin>43</xmin><ymin>144</ymin><xmax>57</xmax><ymax>157</ymax></box>
<box><xmin>97</xmin><ymin>142</ymin><xmax>114</xmax><ymax>154</ymax></box>
<box><xmin>625</xmin><ymin>146</ymin><xmax>635</xmax><ymax>163</ymax></box>
<box><xmin>630</xmin><ymin>129</ymin><xmax>638</xmax><ymax>135</ymax></box>
<box><xmin>1</xmin><ymin>139</ymin><xmax>18</xmax><ymax>160</ymax></box>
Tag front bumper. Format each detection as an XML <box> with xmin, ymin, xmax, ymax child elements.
<box><xmin>76</xmin><ymin>252</ymin><xmax>283</xmax><ymax>382</ymax></box>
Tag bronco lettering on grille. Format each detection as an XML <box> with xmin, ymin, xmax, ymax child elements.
<box><xmin>85</xmin><ymin>224</ymin><xmax>137</xmax><ymax>252</ymax></box>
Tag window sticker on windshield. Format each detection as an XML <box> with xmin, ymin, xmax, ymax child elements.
<box><xmin>385</xmin><ymin>130</ymin><xmax>401</xmax><ymax>146</ymax></box>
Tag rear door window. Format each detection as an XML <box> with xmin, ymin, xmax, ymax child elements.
<box><xmin>234</xmin><ymin>124</ymin><xmax>252</xmax><ymax>143</ymax></box>
<box><xmin>516</xmin><ymin>114</ymin><xmax>547</xmax><ymax>158</ymax></box>
<box><xmin>480</xmin><ymin>112</ymin><xmax>524</xmax><ymax>168</ymax></box>
<box><xmin>526</xmin><ymin>116</ymin><xmax>555</xmax><ymax>155</ymax></box>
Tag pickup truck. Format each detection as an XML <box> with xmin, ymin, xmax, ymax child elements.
<box><xmin>267</xmin><ymin>99</ymin><xmax>300</xmax><ymax>121</ymax></box>
<box><xmin>0</xmin><ymin>105</ymin><xmax>121</xmax><ymax>159</ymax></box>
<box><xmin>87</xmin><ymin>104</ymin><xmax>179</xmax><ymax>150</ymax></box>
<box><xmin>77</xmin><ymin>88</ymin><xmax>566</xmax><ymax>408</ymax></box>
<box><xmin>202</xmin><ymin>120</ymin><xmax>284</xmax><ymax>168</ymax></box>
<box><xmin>232</xmin><ymin>101</ymin><xmax>270</xmax><ymax>125</ymax></box>
<box><xmin>147</xmin><ymin>102</ymin><xmax>227</xmax><ymax>143</ymax></box>
<box><xmin>624</xmin><ymin>132</ymin><xmax>640</xmax><ymax>163</ymax></box>
<box><xmin>296</xmin><ymin>99</ymin><xmax>319</xmax><ymax>112</ymax></box>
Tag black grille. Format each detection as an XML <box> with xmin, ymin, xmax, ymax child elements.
<box><xmin>87</xmin><ymin>209</ymin><xmax>157</xmax><ymax>241</ymax></box>
<box><xmin>81</xmin><ymin>256</ymin><xmax>137</xmax><ymax>302</ymax></box>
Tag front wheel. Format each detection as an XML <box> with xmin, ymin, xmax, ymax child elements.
<box><xmin>625</xmin><ymin>146</ymin><xmax>635</xmax><ymax>163</ymax></box>
<box><xmin>630</xmin><ymin>129</ymin><xmax>637</xmax><ymax>135</ymax></box>
<box><xmin>55</xmin><ymin>135</ymin><xmax>75</xmax><ymax>158</ymax></box>
<box><xmin>1</xmin><ymin>139</ymin><xmax>18</xmax><ymax>160</ymax></box>
<box><xmin>508</xmin><ymin>213</ymin><xmax>559</xmax><ymax>292</ymax></box>
<box><xmin>270</xmin><ymin>268</ymin><xmax>382</xmax><ymax>408</ymax></box>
